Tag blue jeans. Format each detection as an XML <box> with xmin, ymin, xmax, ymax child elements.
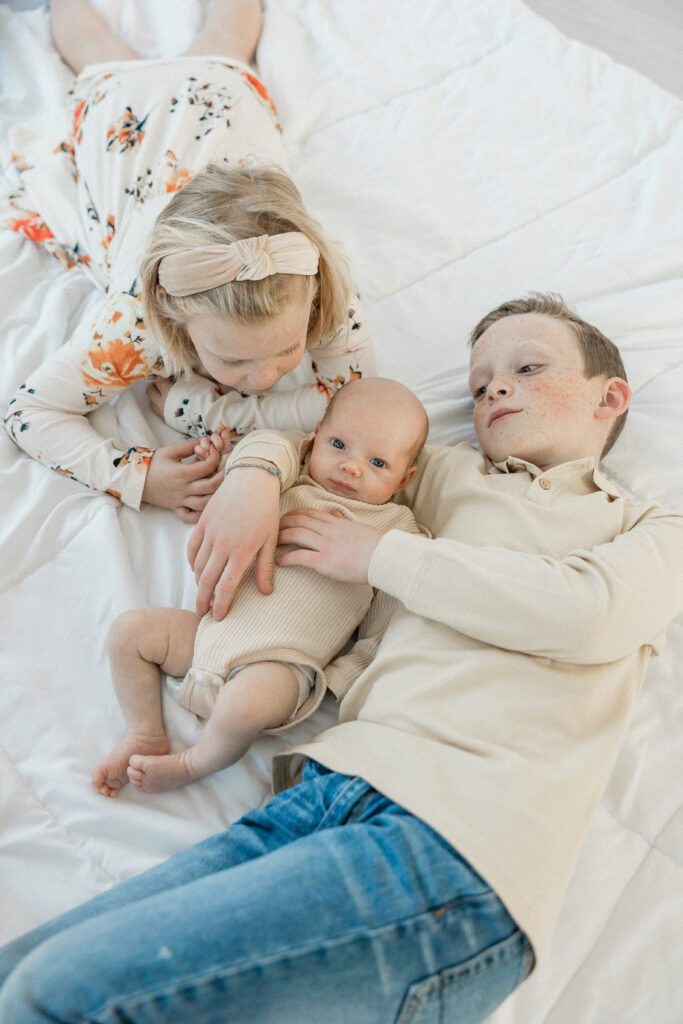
<box><xmin>0</xmin><ymin>761</ymin><xmax>532</xmax><ymax>1023</ymax></box>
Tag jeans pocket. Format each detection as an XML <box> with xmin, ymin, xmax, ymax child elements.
<box><xmin>394</xmin><ymin>927</ymin><xmax>532</xmax><ymax>1024</ymax></box>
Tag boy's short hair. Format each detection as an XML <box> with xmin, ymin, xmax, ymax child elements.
<box><xmin>469</xmin><ymin>292</ymin><xmax>628</xmax><ymax>457</ymax></box>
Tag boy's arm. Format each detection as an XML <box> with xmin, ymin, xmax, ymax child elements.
<box><xmin>369</xmin><ymin>506</ymin><xmax>683</xmax><ymax>663</ymax></box>
<box><xmin>160</xmin><ymin>295</ymin><xmax>375</xmax><ymax>438</ymax></box>
<box><xmin>324</xmin><ymin>590</ymin><xmax>399</xmax><ymax>701</ymax></box>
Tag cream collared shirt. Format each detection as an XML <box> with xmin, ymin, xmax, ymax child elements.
<box><xmin>230</xmin><ymin>433</ymin><xmax>683</xmax><ymax>962</ymax></box>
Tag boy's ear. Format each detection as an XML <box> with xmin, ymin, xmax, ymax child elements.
<box><xmin>595</xmin><ymin>378</ymin><xmax>631</xmax><ymax>421</ymax></box>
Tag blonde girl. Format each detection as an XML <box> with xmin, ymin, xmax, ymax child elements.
<box><xmin>3</xmin><ymin>0</ymin><xmax>374</xmax><ymax>522</ymax></box>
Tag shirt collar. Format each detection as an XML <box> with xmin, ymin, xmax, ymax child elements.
<box><xmin>490</xmin><ymin>455</ymin><xmax>622</xmax><ymax>498</ymax></box>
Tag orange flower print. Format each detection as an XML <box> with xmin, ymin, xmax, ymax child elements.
<box><xmin>52</xmin><ymin>241</ymin><xmax>91</xmax><ymax>271</ymax></box>
<box><xmin>313</xmin><ymin>364</ymin><xmax>362</xmax><ymax>400</ymax></box>
<box><xmin>9</xmin><ymin>214</ymin><xmax>54</xmax><ymax>244</ymax></box>
<box><xmin>239</xmin><ymin>69</ymin><xmax>280</xmax><ymax>129</ymax></box>
<box><xmin>73</xmin><ymin>99</ymin><xmax>87</xmax><ymax>141</ymax></box>
<box><xmin>11</xmin><ymin>153</ymin><xmax>32</xmax><ymax>173</ymax></box>
<box><xmin>54</xmin><ymin>465</ymin><xmax>80</xmax><ymax>482</ymax></box>
<box><xmin>112</xmin><ymin>447</ymin><xmax>153</xmax><ymax>474</ymax></box>
<box><xmin>165</xmin><ymin>167</ymin><xmax>193</xmax><ymax>193</ymax></box>
<box><xmin>81</xmin><ymin>336</ymin><xmax>148</xmax><ymax>390</ymax></box>
<box><xmin>106</xmin><ymin>108</ymin><xmax>150</xmax><ymax>154</ymax></box>
<box><xmin>162</xmin><ymin>152</ymin><xmax>194</xmax><ymax>194</ymax></box>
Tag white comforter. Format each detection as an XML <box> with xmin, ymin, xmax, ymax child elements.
<box><xmin>1</xmin><ymin>1</ymin><xmax>681</xmax><ymax>1021</ymax></box>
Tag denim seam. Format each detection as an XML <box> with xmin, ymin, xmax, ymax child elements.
<box><xmin>316</xmin><ymin>775</ymin><xmax>371</xmax><ymax>830</ymax></box>
<box><xmin>396</xmin><ymin>930</ymin><xmax>530</xmax><ymax>1024</ymax></box>
<box><xmin>92</xmin><ymin>892</ymin><xmax>513</xmax><ymax>1021</ymax></box>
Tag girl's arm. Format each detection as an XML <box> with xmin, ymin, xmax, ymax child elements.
<box><xmin>156</xmin><ymin>296</ymin><xmax>375</xmax><ymax>439</ymax></box>
<box><xmin>3</xmin><ymin>292</ymin><xmax>222</xmax><ymax>515</ymax></box>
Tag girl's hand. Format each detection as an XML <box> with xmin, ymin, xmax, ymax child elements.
<box><xmin>187</xmin><ymin>464</ymin><xmax>281</xmax><ymax>620</ymax></box>
<box><xmin>277</xmin><ymin>509</ymin><xmax>382</xmax><ymax>584</ymax></box>
<box><xmin>146</xmin><ymin>379</ymin><xmax>174</xmax><ymax>419</ymax></box>
<box><xmin>142</xmin><ymin>438</ymin><xmax>224</xmax><ymax>524</ymax></box>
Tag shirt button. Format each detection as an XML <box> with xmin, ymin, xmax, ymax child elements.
<box><xmin>539</xmin><ymin>478</ymin><xmax>551</xmax><ymax>490</ymax></box>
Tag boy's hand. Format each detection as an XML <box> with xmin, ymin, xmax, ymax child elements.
<box><xmin>142</xmin><ymin>438</ymin><xmax>224</xmax><ymax>523</ymax></box>
<box><xmin>146</xmin><ymin>379</ymin><xmax>174</xmax><ymax>419</ymax></box>
<box><xmin>277</xmin><ymin>509</ymin><xmax>382</xmax><ymax>584</ymax></box>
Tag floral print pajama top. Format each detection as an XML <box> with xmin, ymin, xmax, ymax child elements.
<box><xmin>2</xmin><ymin>58</ymin><xmax>375</xmax><ymax>509</ymax></box>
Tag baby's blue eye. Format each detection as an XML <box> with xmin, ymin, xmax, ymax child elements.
<box><xmin>331</xmin><ymin>438</ymin><xmax>345</xmax><ymax>449</ymax></box>
<box><xmin>519</xmin><ymin>364</ymin><xmax>538</xmax><ymax>374</ymax></box>
<box><xmin>370</xmin><ymin>458</ymin><xmax>386</xmax><ymax>468</ymax></box>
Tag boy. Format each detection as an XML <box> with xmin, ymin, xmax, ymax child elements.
<box><xmin>92</xmin><ymin>376</ymin><xmax>428</xmax><ymax>797</ymax></box>
<box><xmin>1</xmin><ymin>294</ymin><xmax>681</xmax><ymax>1024</ymax></box>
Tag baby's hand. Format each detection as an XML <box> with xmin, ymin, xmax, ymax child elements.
<box><xmin>194</xmin><ymin>425</ymin><xmax>229</xmax><ymax>460</ymax></box>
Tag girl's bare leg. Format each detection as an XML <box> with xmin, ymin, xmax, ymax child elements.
<box><xmin>50</xmin><ymin>0</ymin><xmax>140</xmax><ymax>74</ymax></box>
<box><xmin>128</xmin><ymin>662</ymin><xmax>300</xmax><ymax>794</ymax></box>
<box><xmin>184</xmin><ymin>0</ymin><xmax>262</xmax><ymax>63</ymax></box>
<box><xmin>92</xmin><ymin>608</ymin><xmax>200</xmax><ymax>798</ymax></box>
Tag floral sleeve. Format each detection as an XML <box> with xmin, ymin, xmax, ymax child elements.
<box><xmin>4</xmin><ymin>292</ymin><xmax>168</xmax><ymax>509</ymax></box>
<box><xmin>160</xmin><ymin>294</ymin><xmax>377</xmax><ymax>445</ymax></box>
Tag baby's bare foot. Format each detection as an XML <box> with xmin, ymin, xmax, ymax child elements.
<box><xmin>127</xmin><ymin>749</ymin><xmax>196</xmax><ymax>794</ymax></box>
<box><xmin>92</xmin><ymin>733</ymin><xmax>170</xmax><ymax>798</ymax></box>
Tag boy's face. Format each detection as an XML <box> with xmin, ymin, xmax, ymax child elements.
<box><xmin>469</xmin><ymin>313</ymin><xmax>615</xmax><ymax>470</ymax></box>
<box><xmin>309</xmin><ymin>392</ymin><xmax>417</xmax><ymax>505</ymax></box>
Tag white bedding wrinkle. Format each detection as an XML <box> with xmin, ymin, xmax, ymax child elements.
<box><xmin>0</xmin><ymin>2</ymin><xmax>681</xmax><ymax>1022</ymax></box>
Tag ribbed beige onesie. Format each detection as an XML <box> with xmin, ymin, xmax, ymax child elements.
<box><xmin>175</xmin><ymin>457</ymin><xmax>421</xmax><ymax>731</ymax></box>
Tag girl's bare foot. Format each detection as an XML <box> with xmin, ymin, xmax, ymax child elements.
<box><xmin>127</xmin><ymin>749</ymin><xmax>198</xmax><ymax>794</ymax></box>
<box><xmin>92</xmin><ymin>733</ymin><xmax>170</xmax><ymax>798</ymax></box>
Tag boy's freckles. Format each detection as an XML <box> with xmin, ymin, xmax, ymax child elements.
<box><xmin>470</xmin><ymin>313</ymin><xmax>609</xmax><ymax>470</ymax></box>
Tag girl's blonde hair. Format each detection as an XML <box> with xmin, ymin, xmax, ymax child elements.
<box><xmin>140</xmin><ymin>163</ymin><xmax>353</xmax><ymax>376</ymax></box>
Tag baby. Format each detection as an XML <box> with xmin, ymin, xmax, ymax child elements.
<box><xmin>92</xmin><ymin>377</ymin><xmax>428</xmax><ymax>796</ymax></box>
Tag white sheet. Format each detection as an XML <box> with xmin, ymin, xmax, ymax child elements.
<box><xmin>0</xmin><ymin>2</ymin><xmax>681</xmax><ymax>1021</ymax></box>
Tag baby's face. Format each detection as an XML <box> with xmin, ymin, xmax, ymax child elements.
<box><xmin>469</xmin><ymin>313</ymin><xmax>613</xmax><ymax>470</ymax></box>
<box><xmin>309</xmin><ymin>395</ymin><xmax>417</xmax><ymax>504</ymax></box>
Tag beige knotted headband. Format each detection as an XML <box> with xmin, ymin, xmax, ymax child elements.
<box><xmin>157</xmin><ymin>232</ymin><xmax>320</xmax><ymax>297</ymax></box>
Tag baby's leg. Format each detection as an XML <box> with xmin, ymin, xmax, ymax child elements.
<box><xmin>92</xmin><ymin>608</ymin><xmax>200</xmax><ymax>798</ymax></box>
<box><xmin>184</xmin><ymin>0</ymin><xmax>262</xmax><ymax>63</ymax></box>
<box><xmin>128</xmin><ymin>662</ymin><xmax>300</xmax><ymax>794</ymax></box>
<box><xmin>50</xmin><ymin>0</ymin><xmax>140</xmax><ymax>74</ymax></box>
